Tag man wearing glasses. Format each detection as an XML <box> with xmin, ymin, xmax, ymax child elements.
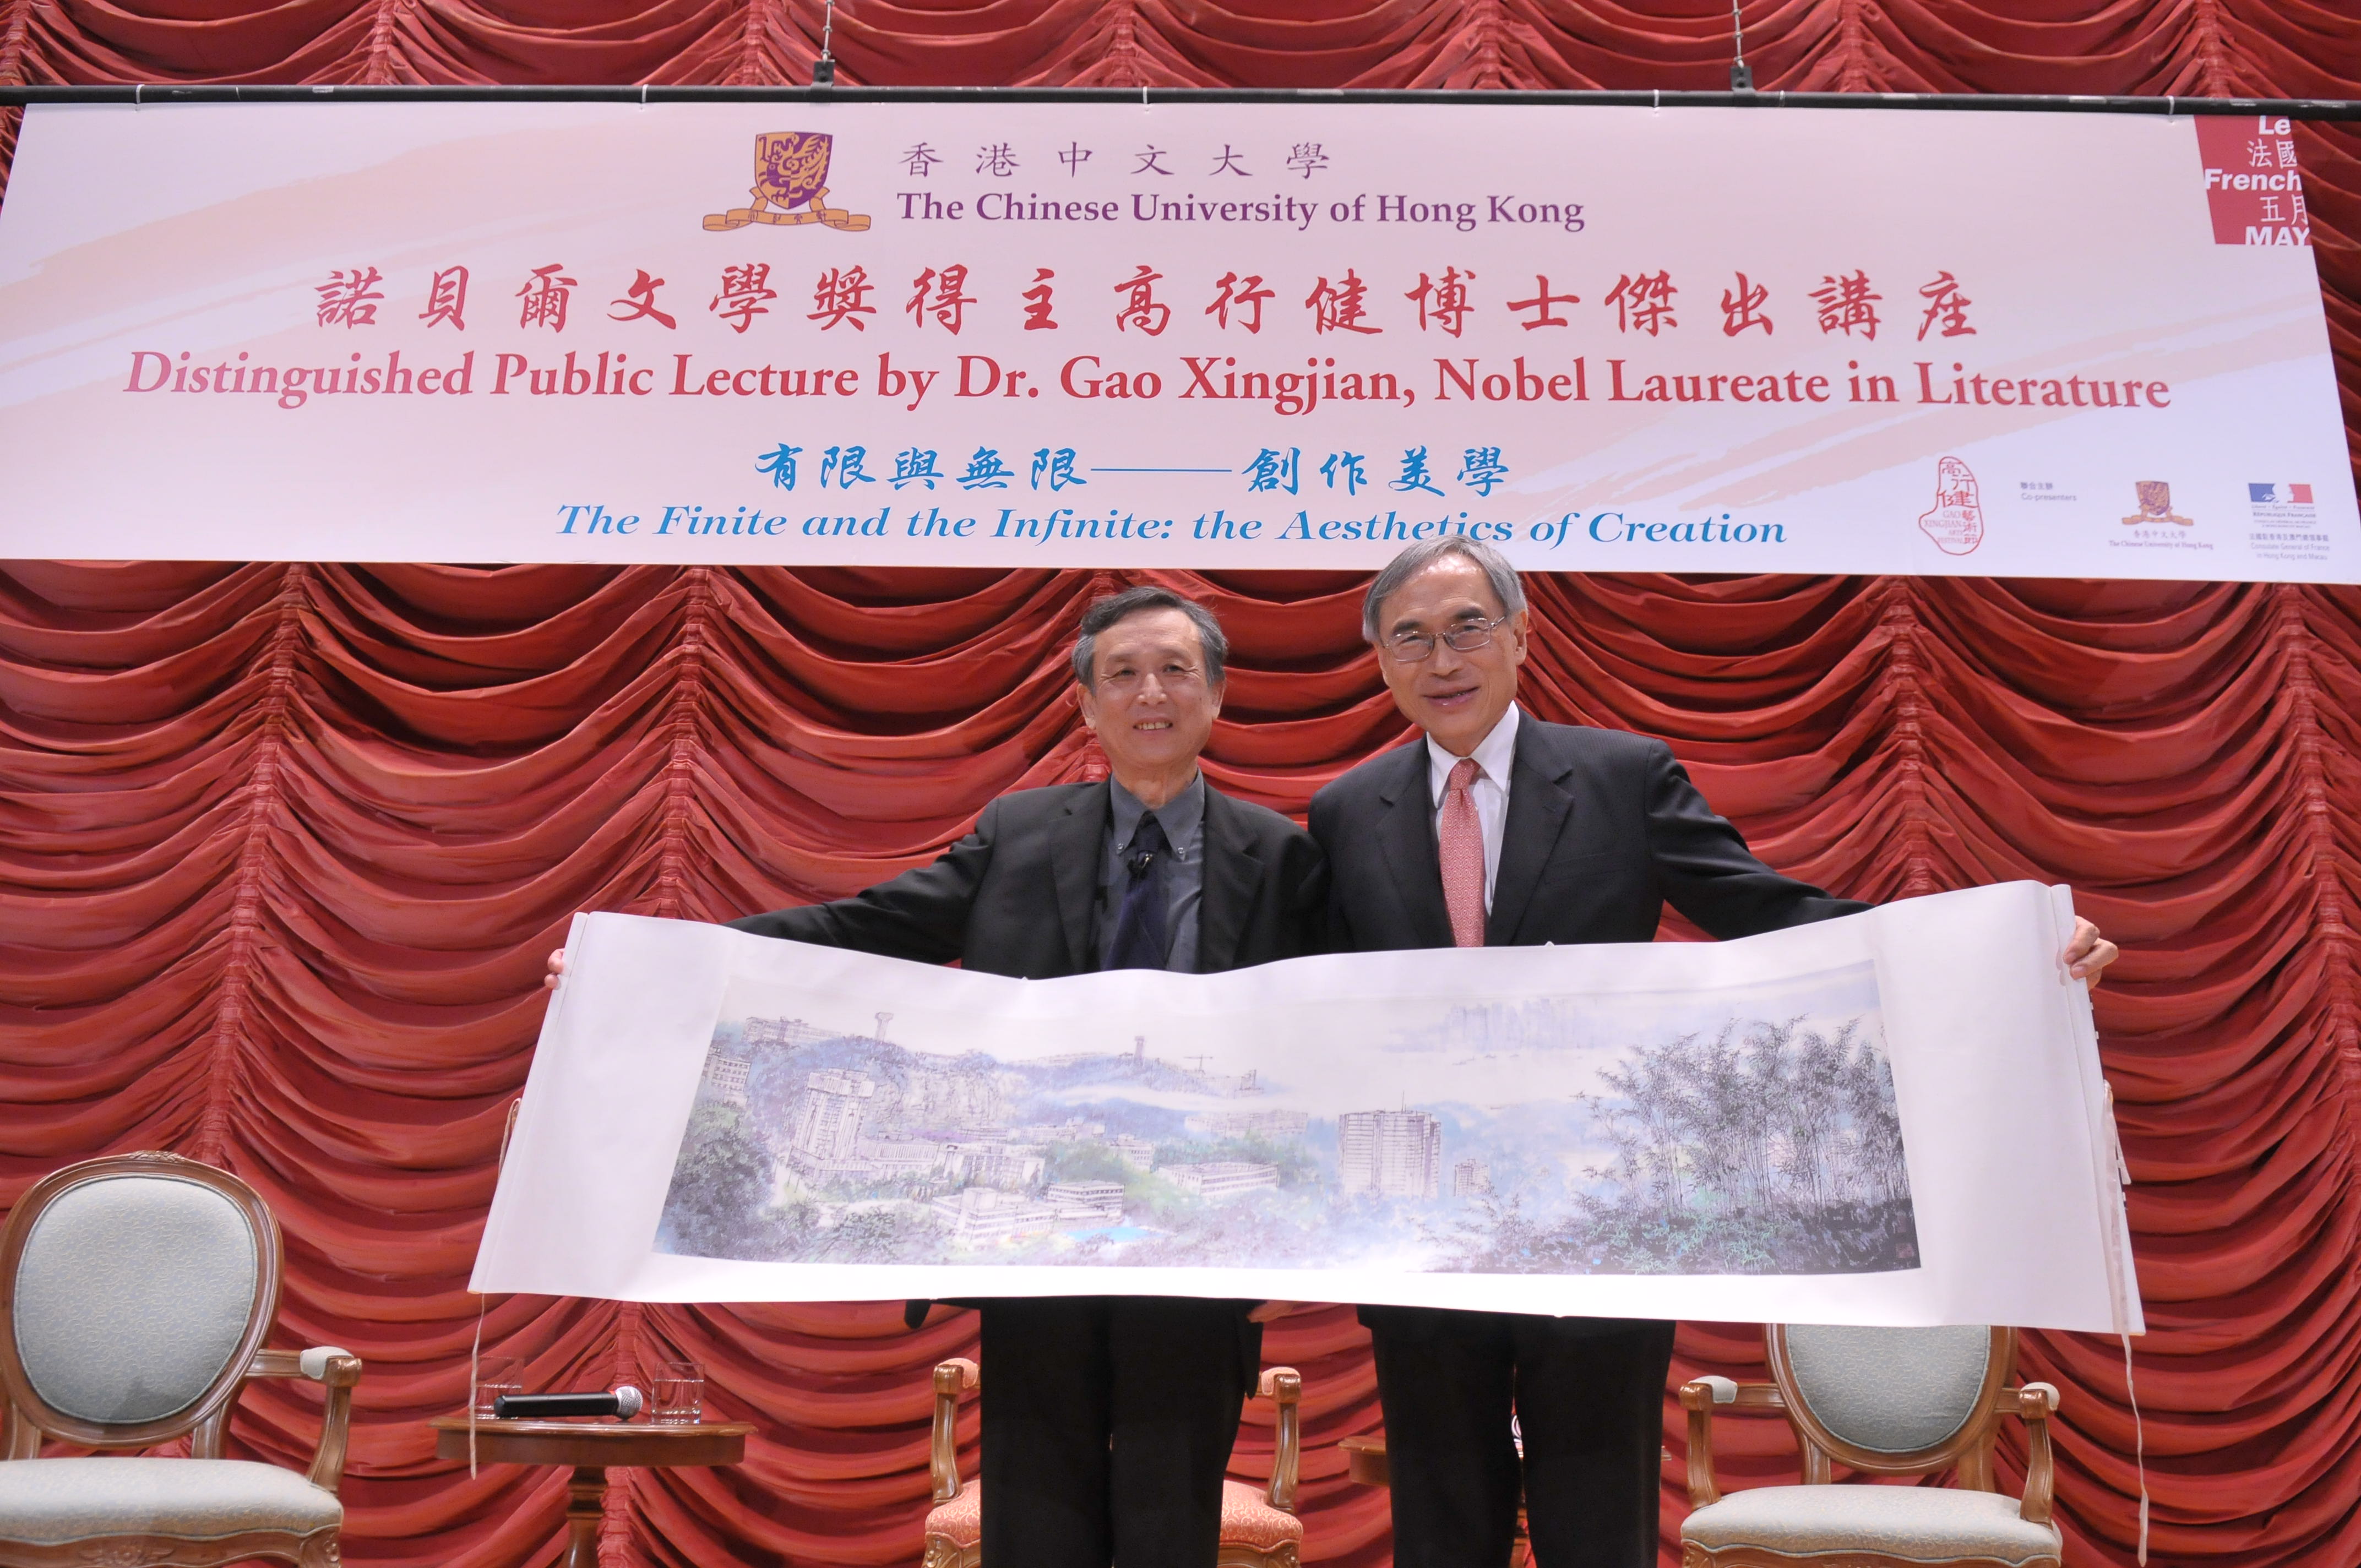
<box><xmin>550</xmin><ymin>586</ymin><xmax>1324</xmax><ymax>1568</ymax></box>
<box><xmin>1308</xmin><ymin>537</ymin><xmax>2120</xmax><ymax>1568</ymax></box>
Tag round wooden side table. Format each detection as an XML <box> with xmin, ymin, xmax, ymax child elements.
<box><xmin>430</xmin><ymin>1414</ymin><xmax>755</xmax><ymax>1568</ymax></box>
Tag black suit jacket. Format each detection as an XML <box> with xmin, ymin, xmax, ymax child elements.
<box><xmin>730</xmin><ymin>778</ymin><xmax>1325</xmax><ymax>977</ymax></box>
<box><xmin>1308</xmin><ymin>717</ymin><xmax>1864</xmax><ymax>951</ymax></box>
<box><xmin>1313</xmin><ymin>717</ymin><xmax>1864</xmax><ymax>1349</ymax></box>
<box><xmin>736</xmin><ymin>777</ymin><xmax>1319</xmax><ymax>1340</ymax></box>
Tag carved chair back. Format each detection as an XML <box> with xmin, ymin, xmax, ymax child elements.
<box><xmin>0</xmin><ymin>1152</ymin><xmax>283</xmax><ymax>1453</ymax></box>
<box><xmin>1764</xmin><ymin>1324</ymin><xmax>2016</xmax><ymax>1489</ymax></box>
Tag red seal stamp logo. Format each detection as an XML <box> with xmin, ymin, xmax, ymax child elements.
<box><xmin>1918</xmin><ymin>456</ymin><xmax>1984</xmax><ymax>556</ymax></box>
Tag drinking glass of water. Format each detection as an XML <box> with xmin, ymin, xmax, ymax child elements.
<box><xmin>472</xmin><ymin>1354</ymin><xmax>524</xmax><ymax>1419</ymax></box>
<box><xmin>651</xmin><ymin>1359</ymin><xmax>704</xmax><ymax>1424</ymax></box>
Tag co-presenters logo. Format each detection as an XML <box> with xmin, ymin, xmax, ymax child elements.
<box><xmin>2121</xmin><ymin>481</ymin><xmax>2193</xmax><ymax>527</ymax></box>
<box><xmin>2108</xmin><ymin>479</ymin><xmax>2212</xmax><ymax>556</ymax></box>
<box><xmin>704</xmin><ymin>132</ymin><xmax>872</xmax><ymax>232</ymax></box>
<box><xmin>1916</xmin><ymin>456</ymin><xmax>1984</xmax><ymax>556</ymax></box>
<box><xmin>2246</xmin><ymin>481</ymin><xmax>2325</xmax><ymax>564</ymax></box>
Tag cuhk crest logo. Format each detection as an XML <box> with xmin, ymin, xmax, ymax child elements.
<box><xmin>705</xmin><ymin>132</ymin><xmax>872</xmax><ymax>232</ymax></box>
<box><xmin>2120</xmin><ymin>481</ymin><xmax>2193</xmax><ymax>527</ymax></box>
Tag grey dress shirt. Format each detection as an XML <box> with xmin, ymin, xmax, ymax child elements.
<box><xmin>1094</xmin><ymin>773</ymin><xmax>1206</xmax><ymax>973</ymax></box>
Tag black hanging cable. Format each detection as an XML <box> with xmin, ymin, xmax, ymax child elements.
<box><xmin>811</xmin><ymin>0</ymin><xmax>837</xmax><ymax>88</ymax></box>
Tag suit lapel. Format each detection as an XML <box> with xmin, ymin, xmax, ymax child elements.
<box><xmin>1049</xmin><ymin>783</ymin><xmax>1111</xmax><ymax>972</ymax></box>
<box><xmin>1374</xmin><ymin>743</ymin><xmax>1456</xmax><ymax>949</ymax></box>
<box><xmin>1196</xmin><ymin>787</ymin><xmax>1260</xmax><ymax>974</ymax></box>
<box><xmin>1488</xmin><ymin>721</ymin><xmax>1578</xmax><ymax>944</ymax></box>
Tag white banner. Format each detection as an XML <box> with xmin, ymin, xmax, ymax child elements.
<box><xmin>476</xmin><ymin>883</ymin><xmax>2141</xmax><ymax>1332</ymax></box>
<box><xmin>0</xmin><ymin>100</ymin><xmax>2351</xmax><ymax>579</ymax></box>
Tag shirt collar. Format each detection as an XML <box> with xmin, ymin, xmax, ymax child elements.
<box><xmin>1426</xmin><ymin>704</ymin><xmax>1521</xmax><ymax>804</ymax></box>
<box><xmin>1109</xmin><ymin>771</ymin><xmax>1206</xmax><ymax>854</ymax></box>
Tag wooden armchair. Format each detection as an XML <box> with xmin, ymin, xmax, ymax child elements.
<box><xmin>922</xmin><ymin>1355</ymin><xmax>1305</xmax><ymax>1568</ymax></box>
<box><xmin>1336</xmin><ymin>1429</ymin><xmax>1539</xmax><ymax>1568</ymax></box>
<box><xmin>1679</xmin><ymin>1325</ymin><xmax>2061</xmax><ymax>1568</ymax></box>
<box><xmin>0</xmin><ymin>1152</ymin><xmax>363</xmax><ymax>1568</ymax></box>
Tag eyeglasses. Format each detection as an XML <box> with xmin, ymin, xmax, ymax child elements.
<box><xmin>1382</xmin><ymin>614</ymin><xmax>1511</xmax><ymax>663</ymax></box>
<box><xmin>1096</xmin><ymin>665</ymin><xmax>1207</xmax><ymax>694</ymax></box>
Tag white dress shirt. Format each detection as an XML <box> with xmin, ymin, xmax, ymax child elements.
<box><xmin>1426</xmin><ymin>704</ymin><xmax>1520</xmax><ymax>911</ymax></box>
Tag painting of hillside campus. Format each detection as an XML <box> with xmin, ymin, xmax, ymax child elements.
<box><xmin>654</xmin><ymin>961</ymin><xmax>1918</xmax><ymax>1277</ymax></box>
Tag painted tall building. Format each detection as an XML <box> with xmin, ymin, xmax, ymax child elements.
<box><xmin>790</xmin><ymin>1069</ymin><xmax>874</xmax><ymax>1164</ymax></box>
<box><xmin>1162</xmin><ymin>1162</ymin><xmax>1280</xmax><ymax>1199</ymax></box>
<box><xmin>1337</xmin><ymin>1109</ymin><xmax>1441</xmax><ymax>1199</ymax></box>
<box><xmin>744</xmin><ymin>1016</ymin><xmax>830</xmax><ymax>1050</ymax></box>
<box><xmin>700</xmin><ymin>1050</ymin><xmax>750</xmax><ymax>1106</ymax></box>
<box><xmin>1187</xmin><ymin>1107</ymin><xmax>1309</xmax><ymax>1142</ymax></box>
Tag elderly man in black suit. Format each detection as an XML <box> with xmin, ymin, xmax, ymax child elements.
<box><xmin>1308</xmin><ymin>537</ymin><xmax>2119</xmax><ymax>1568</ymax></box>
<box><xmin>550</xmin><ymin>585</ymin><xmax>1323</xmax><ymax>1568</ymax></box>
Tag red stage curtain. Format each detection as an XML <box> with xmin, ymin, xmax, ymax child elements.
<box><xmin>5</xmin><ymin>7</ymin><xmax>2361</xmax><ymax>1568</ymax></box>
<box><xmin>7</xmin><ymin>564</ymin><xmax>2361</xmax><ymax>1568</ymax></box>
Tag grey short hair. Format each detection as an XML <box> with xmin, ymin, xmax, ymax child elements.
<box><xmin>1070</xmin><ymin>585</ymin><xmax>1229</xmax><ymax>687</ymax></box>
<box><xmin>1361</xmin><ymin>537</ymin><xmax>1528</xmax><ymax>643</ymax></box>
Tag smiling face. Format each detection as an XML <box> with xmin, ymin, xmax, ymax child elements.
<box><xmin>1075</xmin><ymin>607</ymin><xmax>1223</xmax><ymax>789</ymax></box>
<box><xmin>1372</xmin><ymin>556</ymin><xmax>1529</xmax><ymax>756</ymax></box>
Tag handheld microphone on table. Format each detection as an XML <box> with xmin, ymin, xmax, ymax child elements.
<box><xmin>492</xmin><ymin>1385</ymin><xmax>644</xmax><ymax>1420</ymax></box>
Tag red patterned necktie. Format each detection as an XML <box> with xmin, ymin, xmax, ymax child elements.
<box><xmin>1439</xmin><ymin>757</ymin><xmax>1486</xmax><ymax>948</ymax></box>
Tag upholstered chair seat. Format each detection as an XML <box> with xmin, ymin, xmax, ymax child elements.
<box><xmin>1215</xmin><ymin>1477</ymin><xmax>1305</xmax><ymax>1559</ymax></box>
<box><xmin>918</xmin><ymin>1457</ymin><xmax>1304</xmax><ymax>1567</ymax></box>
<box><xmin>1679</xmin><ymin>1326</ymin><xmax>2063</xmax><ymax>1568</ymax></box>
<box><xmin>920</xmin><ymin>1358</ymin><xmax>1305</xmax><ymax>1568</ymax></box>
<box><xmin>923</xmin><ymin>1476</ymin><xmax>980</xmax><ymax>1559</ymax></box>
<box><xmin>1</xmin><ymin>1153</ymin><xmax>362</xmax><ymax>1568</ymax></box>
<box><xmin>1683</xmin><ymin>1482</ymin><xmax>2063</xmax><ymax>1565</ymax></box>
<box><xmin>0</xmin><ymin>1457</ymin><xmax>344</xmax><ymax>1545</ymax></box>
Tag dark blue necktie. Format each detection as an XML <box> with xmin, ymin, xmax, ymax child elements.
<box><xmin>1105</xmin><ymin>812</ymin><xmax>1172</xmax><ymax>971</ymax></box>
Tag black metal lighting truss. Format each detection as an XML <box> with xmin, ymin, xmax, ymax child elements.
<box><xmin>0</xmin><ymin>84</ymin><xmax>2357</xmax><ymax>118</ymax></box>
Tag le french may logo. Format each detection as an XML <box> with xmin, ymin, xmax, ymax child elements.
<box><xmin>2194</xmin><ymin>116</ymin><xmax>2308</xmax><ymax>247</ymax></box>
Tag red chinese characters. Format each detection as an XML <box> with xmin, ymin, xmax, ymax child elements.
<box><xmin>315</xmin><ymin>268</ymin><xmax>384</xmax><ymax>329</ymax></box>
<box><xmin>610</xmin><ymin>270</ymin><xmax>679</xmax><ymax>330</ymax></box>
<box><xmin>516</xmin><ymin>265</ymin><xmax>576</xmax><ymax>331</ymax></box>
<box><xmin>1206</xmin><ymin>271</ymin><xmax>1275</xmax><ymax>334</ymax></box>
<box><xmin>1604</xmin><ymin>271</ymin><xmax>1675</xmax><ymax>336</ymax></box>
<box><xmin>710</xmin><ymin>265</ymin><xmax>777</xmax><ymax>334</ymax></box>
<box><xmin>418</xmin><ymin>267</ymin><xmax>468</xmax><ymax>331</ymax></box>
<box><xmin>1022</xmin><ymin>269</ymin><xmax>1059</xmax><ymax>331</ymax></box>
<box><xmin>1405</xmin><ymin>268</ymin><xmax>1475</xmax><ymax>337</ymax></box>
<box><xmin>1916</xmin><ymin>273</ymin><xmax>1975</xmax><ymax>341</ymax></box>
<box><xmin>1113</xmin><ymin>266</ymin><xmax>1172</xmax><ymax>335</ymax></box>
<box><xmin>906</xmin><ymin>266</ymin><xmax>975</xmax><ymax>334</ymax></box>
<box><xmin>1505</xmin><ymin>275</ymin><xmax>1579</xmax><ymax>330</ymax></box>
<box><xmin>809</xmin><ymin>266</ymin><xmax>876</xmax><ymax>331</ymax></box>
<box><xmin>1304</xmin><ymin>270</ymin><xmax>1380</xmax><ymax>335</ymax></box>
<box><xmin>297</xmin><ymin>257</ymin><xmax>1998</xmax><ymax>352</ymax></box>
<box><xmin>1810</xmin><ymin>271</ymin><xmax>1881</xmax><ymax>340</ymax></box>
<box><xmin>1720</xmin><ymin>273</ymin><xmax>1772</xmax><ymax>336</ymax></box>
